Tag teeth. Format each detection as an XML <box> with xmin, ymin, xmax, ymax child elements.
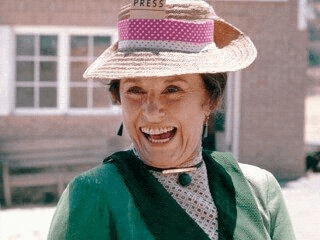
<box><xmin>141</xmin><ymin>127</ymin><xmax>174</xmax><ymax>135</ymax></box>
<box><xmin>149</xmin><ymin>138</ymin><xmax>171</xmax><ymax>143</ymax></box>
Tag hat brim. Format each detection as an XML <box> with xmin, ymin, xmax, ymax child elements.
<box><xmin>83</xmin><ymin>18</ymin><xmax>257</xmax><ymax>80</ymax></box>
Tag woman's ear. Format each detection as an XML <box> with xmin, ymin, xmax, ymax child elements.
<box><xmin>203</xmin><ymin>97</ymin><xmax>221</xmax><ymax>115</ymax></box>
<box><xmin>202</xmin><ymin>100</ymin><xmax>213</xmax><ymax>119</ymax></box>
<box><xmin>210</xmin><ymin>97</ymin><xmax>222</xmax><ymax>112</ymax></box>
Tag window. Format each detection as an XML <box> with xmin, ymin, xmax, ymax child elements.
<box><xmin>12</xmin><ymin>26</ymin><xmax>118</xmax><ymax>115</ymax></box>
<box><xmin>15</xmin><ymin>35</ymin><xmax>58</xmax><ymax>108</ymax></box>
<box><xmin>69</xmin><ymin>35</ymin><xmax>112</xmax><ymax>109</ymax></box>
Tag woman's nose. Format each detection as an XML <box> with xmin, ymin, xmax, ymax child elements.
<box><xmin>144</xmin><ymin>92</ymin><xmax>165</xmax><ymax>122</ymax></box>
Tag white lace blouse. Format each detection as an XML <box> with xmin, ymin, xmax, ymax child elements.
<box><xmin>150</xmin><ymin>160</ymin><xmax>219</xmax><ymax>240</ymax></box>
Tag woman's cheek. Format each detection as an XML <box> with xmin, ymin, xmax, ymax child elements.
<box><xmin>165</xmin><ymin>97</ymin><xmax>185</xmax><ymax>111</ymax></box>
<box><xmin>122</xmin><ymin>98</ymin><xmax>137</xmax><ymax>113</ymax></box>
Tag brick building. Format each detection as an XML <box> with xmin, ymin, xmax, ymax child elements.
<box><xmin>306</xmin><ymin>0</ymin><xmax>320</xmax><ymax>152</ymax></box>
<box><xmin>0</xmin><ymin>0</ymin><xmax>307</xmax><ymax>205</ymax></box>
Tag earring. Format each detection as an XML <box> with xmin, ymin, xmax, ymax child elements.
<box><xmin>202</xmin><ymin>119</ymin><xmax>209</xmax><ymax>139</ymax></box>
<box><xmin>117</xmin><ymin>122</ymin><xmax>124</xmax><ymax>136</ymax></box>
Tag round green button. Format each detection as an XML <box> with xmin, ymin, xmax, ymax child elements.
<box><xmin>178</xmin><ymin>173</ymin><xmax>192</xmax><ymax>186</ymax></box>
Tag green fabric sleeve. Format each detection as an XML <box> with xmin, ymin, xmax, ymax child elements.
<box><xmin>266</xmin><ymin>171</ymin><xmax>296</xmax><ymax>240</ymax></box>
<box><xmin>239</xmin><ymin>163</ymin><xmax>296</xmax><ymax>240</ymax></box>
<box><xmin>47</xmin><ymin>175</ymin><xmax>112</xmax><ymax>240</ymax></box>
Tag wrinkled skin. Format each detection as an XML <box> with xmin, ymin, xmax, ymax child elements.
<box><xmin>120</xmin><ymin>74</ymin><xmax>212</xmax><ymax>168</ymax></box>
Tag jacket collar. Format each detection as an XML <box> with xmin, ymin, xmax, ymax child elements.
<box><xmin>105</xmin><ymin>149</ymin><xmax>267</xmax><ymax>239</ymax></box>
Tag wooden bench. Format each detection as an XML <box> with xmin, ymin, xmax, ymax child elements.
<box><xmin>3</xmin><ymin>156</ymin><xmax>101</xmax><ymax>206</ymax></box>
<box><xmin>1</xmin><ymin>135</ymin><xmax>129</xmax><ymax>206</ymax></box>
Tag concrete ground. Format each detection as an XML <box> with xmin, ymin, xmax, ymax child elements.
<box><xmin>0</xmin><ymin>172</ymin><xmax>319</xmax><ymax>240</ymax></box>
<box><xmin>281</xmin><ymin>172</ymin><xmax>320</xmax><ymax>240</ymax></box>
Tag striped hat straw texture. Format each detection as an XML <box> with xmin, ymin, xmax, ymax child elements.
<box><xmin>83</xmin><ymin>0</ymin><xmax>257</xmax><ymax>81</ymax></box>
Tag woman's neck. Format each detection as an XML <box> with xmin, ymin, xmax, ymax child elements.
<box><xmin>132</xmin><ymin>145</ymin><xmax>203</xmax><ymax>169</ymax></box>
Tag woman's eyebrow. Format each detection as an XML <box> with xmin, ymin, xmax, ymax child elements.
<box><xmin>122</xmin><ymin>78</ymin><xmax>141</xmax><ymax>84</ymax></box>
<box><xmin>164</xmin><ymin>78</ymin><xmax>187</xmax><ymax>84</ymax></box>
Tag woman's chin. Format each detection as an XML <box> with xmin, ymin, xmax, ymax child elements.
<box><xmin>137</xmin><ymin>133</ymin><xmax>182</xmax><ymax>166</ymax></box>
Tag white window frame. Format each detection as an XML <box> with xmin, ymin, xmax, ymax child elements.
<box><xmin>298</xmin><ymin>0</ymin><xmax>316</xmax><ymax>31</ymax></box>
<box><xmin>213</xmin><ymin>71</ymin><xmax>241</xmax><ymax>160</ymax></box>
<box><xmin>9</xmin><ymin>25</ymin><xmax>121</xmax><ymax>116</ymax></box>
<box><xmin>225</xmin><ymin>71</ymin><xmax>242</xmax><ymax>161</ymax></box>
<box><xmin>0</xmin><ymin>26</ymin><xmax>15</xmax><ymax>115</ymax></box>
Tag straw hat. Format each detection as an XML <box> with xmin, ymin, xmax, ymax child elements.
<box><xmin>83</xmin><ymin>0</ymin><xmax>257</xmax><ymax>80</ymax></box>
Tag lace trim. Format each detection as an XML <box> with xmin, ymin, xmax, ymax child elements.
<box><xmin>151</xmin><ymin>162</ymin><xmax>218</xmax><ymax>239</ymax></box>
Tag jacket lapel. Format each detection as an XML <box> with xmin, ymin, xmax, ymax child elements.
<box><xmin>205</xmin><ymin>150</ymin><xmax>270</xmax><ymax>239</ymax></box>
<box><xmin>108</xmin><ymin>150</ymin><xmax>269</xmax><ymax>240</ymax></box>
<box><xmin>108</xmin><ymin>150</ymin><xmax>210</xmax><ymax>240</ymax></box>
<box><xmin>203</xmin><ymin>150</ymin><xmax>237</xmax><ymax>239</ymax></box>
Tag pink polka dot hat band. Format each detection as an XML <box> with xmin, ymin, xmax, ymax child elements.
<box><xmin>83</xmin><ymin>0</ymin><xmax>257</xmax><ymax>81</ymax></box>
<box><xmin>118</xmin><ymin>18</ymin><xmax>214</xmax><ymax>53</ymax></box>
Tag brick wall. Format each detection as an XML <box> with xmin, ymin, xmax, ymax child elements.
<box><xmin>215</xmin><ymin>1</ymin><xmax>306</xmax><ymax>179</ymax></box>
<box><xmin>0</xmin><ymin>0</ymin><xmax>307</xmax><ymax>180</ymax></box>
<box><xmin>0</xmin><ymin>0</ymin><xmax>127</xmax><ymax>26</ymax></box>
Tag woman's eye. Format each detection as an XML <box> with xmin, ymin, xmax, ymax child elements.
<box><xmin>127</xmin><ymin>86</ymin><xmax>146</xmax><ymax>95</ymax></box>
<box><xmin>163</xmin><ymin>85</ymin><xmax>182</xmax><ymax>94</ymax></box>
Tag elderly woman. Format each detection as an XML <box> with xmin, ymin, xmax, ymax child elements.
<box><xmin>48</xmin><ymin>0</ymin><xmax>295</xmax><ymax>239</ymax></box>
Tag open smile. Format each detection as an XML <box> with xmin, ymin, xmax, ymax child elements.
<box><xmin>140</xmin><ymin>127</ymin><xmax>177</xmax><ymax>144</ymax></box>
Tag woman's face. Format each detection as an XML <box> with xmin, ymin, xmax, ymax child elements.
<box><xmin>120</xmin><ymin>74</ymin><xmax>211</xmax><ymax>168</ymax></box>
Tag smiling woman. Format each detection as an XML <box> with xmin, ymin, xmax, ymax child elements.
<box><xmin>48</xmin><ymin>0</ymin><xmax>295</xmax><ymax>239</ymax></box>
<box><xmin>109</xmin><ymin>74</ymin><xmax>225</xmax><ymax>168</ymax></box>
<box><xmin>120</xmin><ymin>74</ymin><xmax>209</xmax><ymax>168</ymax></box>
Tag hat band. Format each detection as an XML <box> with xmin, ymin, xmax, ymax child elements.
<box><xmin>118</xmin><ymin>18</ymin><xmax>214</xmax><ymax>53</ymax></box>
<box><xmin>118</xmin><ymin>40</ymin><xmax>211</xmax><ymax>53</ymax></box>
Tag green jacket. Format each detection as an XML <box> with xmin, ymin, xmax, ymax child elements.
<box><xmin>48</xmin><ymin>150</ymin><xmax>295</xmax><ymax>240</ymax></box>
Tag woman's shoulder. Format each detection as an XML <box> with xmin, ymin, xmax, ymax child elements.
<box><xmin>205</xmin><ymin>150</ymin><xmax>281</xmax><ymax>197</ymax></box>
<box><xmin>238</xmin><ymin>163</ymin><xmax>283</xmax><ymax>197</ymax></box>
<box><xmin>205</xmin><ymin>150</ymin><xmax>278</xmax><ymax>186</ymax></box>
<box><xmin>238</xmin><ymin>163</ymin><xmax>283</xmax><ymax>207</ymax></box>
<box><xmin>239</xmin><ymin>163</ymin><xmax>277</xmax><ymax>186</ymax></box>
<box><xmin>68</xmin><ymin>150</ymin><xmax>137</xmax><ymax>193</ymax></box>
<box><xmin>72</xmin><ymin>150</ymin><xmax>132</xmax><ymax>181</ymax></box>
<box><xmin>68</xmin><ymin>157</ymin><xmax>125</xmax><ymax>193</ymax></box>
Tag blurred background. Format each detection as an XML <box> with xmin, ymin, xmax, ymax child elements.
<box><xmin>0</xmin><ymin>0</ymin><xmax>319</xmax><ymax>239</ymax></box>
